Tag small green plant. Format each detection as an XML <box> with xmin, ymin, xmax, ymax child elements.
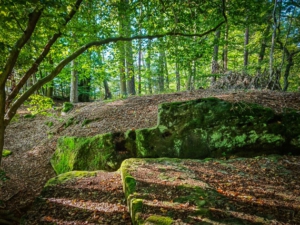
<box><xmin>45</xmin><ymin>121</ymin><xmax>54</xmax><ymax>127</ymax></box>
<box><xmin>0</xmin><ymin>169</ymin><xmax>9</xmax><ymax>182</ymax></box>
<box><xmin>24</xmin><ymin>94</ymin><xmax>53</xmax><ymax>116</ymax></box>
<box><xmin>11</xmin><ymin>114</ymin><xmax>20</xmax><ymax>123</ymax></box>
<box><xmin>64</xmin><ymin>117</ymin><xmax>74</xmax><ymax>128</ymax></box>
<box><xmin>24</xmin><ymin>114</ymin><xmax>36</xmax><ymax>119</ymax></box>
<box><xmin>62</xmin><ymin>102</ymin><xmax>74</xmax><ymax>113</ymax></box>
<box><xmin>2</xmin><ymin>149</ymin><xmax>12</xmax><ymax>157</ymax></box>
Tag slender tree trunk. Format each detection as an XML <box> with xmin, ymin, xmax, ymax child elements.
<box><xmin>186</xmin><ymin>62</ymin><xmax>193</xmax><ymax>90</ymax></box>
<box><xmin>138</xmin><ymin>40</ymin><xmax>142</xmax><ymax>94</ymax></box>
<box><xmin>118</xmin><ymin>1</ymin><xmax>127</xmax><ymax>96</ymax></box>
<box><xmin>126</xmin><ymin>40</ymin><xmax>135</xmax><ymax>95</ymax></box>
<box><xmin>78</xmin><ymin>77</ymin><xmax>90</xmax><ymax>102</ymax></box>
<box><xmin>0</xmin><ymin>87</ymin><xmax>5</xmax><ymax>164</ymax></box>
<box><xmin>223</xmin><ymin>23</ymin><xmax>229</xmax><ymax>71</ymax></box>
<box><xmin>244</xmin><ymin>26</ymin><xmax>249</xmax><ymax>73</ymax></box>
<box><xmin>211</xmin><ymin>29</ymin><xmax>221</xmax><ymax>85</ymax></box>
<box><xmin>70</xmin><ymin>60</ymin><xmax>78</xmax><ymax>103</ymax></box>
<box><xmin>257</xmin><ymin>24</ymin><xmax>271</xmax><ymax>74</ymax></box>
<box><xmin>175</xmin><ymin>61</ymin><xmax>180</xmax><ymax>91</ymax></box>
<box><xmin>146</xmin><ymin>40</ymin><xmax>152</xmax><ymax>94</ymax></box>
<box><xmin>158</xmin><ymin>46</ymin><xmax>164</xmax><ymax>92</ymax></box>
<box><xmin>162</xmin><ymin>50</ymin><xmax>169</xmax><ymax>90</ymax></box>
<box><xmin>103</xmin><ymin>79</ymin><xmax>112</xmax><ymax>99</ymax></box>
<box><xmin>46</xmin><ymin>82</ymin><xmax>53</xmax><ymax>98</ymax></box>
<box><xmin>269</xmin><ymin>0</ymin><xmax>278</xmax><ymax>79</ymax></box>
<box><xmin>175</xmin><ymin>38</ymin><xmax>180</xmax><ymax>91</ymax></box>
<box><xmin>283</xmin><ymin>56</ymin><xmax>292</xmax><ymax>91</ymax></box>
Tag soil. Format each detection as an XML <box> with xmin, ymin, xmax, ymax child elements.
<box><xmin>1</xmin><ymin>89</ymin><xmax>300</xmax><ymax>224</ymax></box>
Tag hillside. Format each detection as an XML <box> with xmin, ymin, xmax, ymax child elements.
<box><xmin>1</xmin><ymin>89</ymin><xmax>300</xmax><ymax>223</ymax></box>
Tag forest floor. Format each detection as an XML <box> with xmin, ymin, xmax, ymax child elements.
<box><xmin>1</xmin><ymin>89</ymin><xmax>300</xmax><ymax>224</ymax></box>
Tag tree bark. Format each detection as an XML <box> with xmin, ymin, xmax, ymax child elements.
<box><xmin>70</xmin><ymin>60</ymin><xmax>78</xmax><ymax>103</ymax></box>
<box><xmin>269</xmin><ymin>0</ymin><xmax>278</xmax><ymax>79</ymax></box>
<box><xmin>0</xmin><ymin>87</ymin><xmax>5</xmax><ymax>164</ymax></box>
<box><xmin>244</xmin><ymin>26</ymin><xmax>249</xmax><ymax>73</ymax></box>
<box><xmin>223</xmin><ymin>23</ymin><xmax>229</xmax><ymax>71</ymax></box>
<box><xmin>211</xmin><ymin>29</ymin><xmax>221</xmax><ymax>85</ymax></box>
<box><xmin>103</xmin><ymin>79</ymin><xmax>112</xmax><ymax>99</ymax></box>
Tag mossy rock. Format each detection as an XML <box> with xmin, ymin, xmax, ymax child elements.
<box><xmin>44</xmin><ymin>170</ymin><xmax>97</xmax><ymax>187</ymax></box>
<box><xmin>2</xmin><ymin>149</ymin><xmax>12</xmax><ymax>157</ymax></box>
<box><xmin>61</xmin><ymin>102</ymin><xmax>74</xmax><ymax>113</ymax></box>
<box><xmin>51</xmin><ymin>132</ymin><xmax>136</xmax><ymax>175</ymax></box>
<box><xmin>144</xmin><ymin>215</ymin><xmax>173</xmax><ymax>225</ymax></box>
<box><xmin>137</xmin><ymin>98</ymin><xmax>293</xmax><ymax>158</ymax></box>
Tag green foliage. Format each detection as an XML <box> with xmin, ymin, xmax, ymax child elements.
<box><xmin>145</xmin><ymin>215</ymin><xmax>173</xmax><ymax>225</ymax></box>
<box><xmin>2</xmin><ymin>149</ymin><xmax>12</xmax><ymax>157</ymax></box>
<box><xmin>24</xmin><ymin>114</ymin><xmax>36</xmax><ymax>119</ymax></box>
<box><xmin>62</xmin><ymin>102</ymin><xmax>74</xmax><ymax>113</ymax></box>
<box><xmin>24</xmin><ymin>95</ymin><xmax>54</xmax><ymax>116</ymax></box>
<box><xmin>0</xmin><ymin>169</ymin><xmax>9</xmax><ymax>182</ymax></box>
<box><xmin>45</xmin><ymin>121</ymin><xmax>54</xmax><ymax>127</ymax></box>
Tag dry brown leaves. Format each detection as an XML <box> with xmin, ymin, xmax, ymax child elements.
<box><xmin>1</xmin><ymin>89</ymin><xmax>300</xmax><ymax>223</ymax></box>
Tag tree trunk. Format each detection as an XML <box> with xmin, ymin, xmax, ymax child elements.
<box><xmin>175</xmin><ymin>61</ymin><xmax>180</xmax><ymax>91</ymax></box>
<box><xmin>186</xmin><ymin>62</ymin><xmax>193</xmax><ymax>90</ymax></box>
<box><xmin>0</xmin><ymin>87</ymin><xmax>5</xmax><ymax>164</ymax></box>
<box><xmin>46</xmin><ymin>83</ymin><xmax>53</xmax><ymax>98</ymax></box>
<box><xmin>257</xmin><ymin>24</ymin><xmax>271</xmax><ymax>74</ymax></box>
<box><xmin>175</xmin><ymin>38</ymin><xmax>180</xmax><ymax>91</ymax></box>
<box><xmin>146</xmin><ymin>40</ymin><xmax>152</xmax><ymax>94</ymax></box>
<box><xmin>223</xmin><ymin>23</ymin><xmax>229</xmax><ymax>71</ymax></box>
<box><xmin>103</xmin><ymin>79</ymin><xmax>112</xmax><ymax>99</ymax></box>
<box><xmin>118</xmin><ymin>1</ymin><xmax>127</xmax><ymax>96</ymax></box>
<box><xmin>70</xmin><ymin>60</ymin><xmax>78</xmax><ymax>103</ymax></box>
<box><xmin>269</xmin><ymin>0</ymin><xmax>278</xmax><ymax>79</ymax></box>
<box><xmin>211</xmin><ymin>29</ymin><xmax>221</xmax><ymax>85</ymax></box>
<box><xmin>158</xmin><ymin>46</ymin><xmax>164</xmax><ymax>92</ymax></box>
<box><xmin>244</xmin><ymin>26</ymin><xmax>249</xmax><ymax>73</ymax></box>
<box><xmin>162</xmin><ymin>50</ymin><xmax>169</xmax><ymax>90</ymax></box>
<box><xmin>78</xmin><ymin>77</ymin><xmax>90</xmax><ymax>102</ymax></box>
<box><xmin>126</xmin><ymin>40</ymin><xmax>136</xmax><ymax>95</ymax></box>
<box><xmin>138</xmin><ymin>40</ymin><xmax>142</xmax><ymax>94</ymax></box>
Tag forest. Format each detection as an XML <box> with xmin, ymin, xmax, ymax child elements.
<box><xmin>1</xmin><ymin>0</ymin><xmax>300</xmax><ymax>159</ymax></box>
<box><xmin>1</xmin><ymin>0</ymin><xmax>300</xmax><ymax>224</ymax></box>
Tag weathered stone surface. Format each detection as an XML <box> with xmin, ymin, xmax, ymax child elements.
<box><xmin>51</xmin><ymin>98</ymin><xmax>300</xmax><ymax>174</ymax></box>
<box><xmin>119</xmin><ymin>158</ymin><xmax>248</xmax><ymax>225</ymax></box>
<box><xmin>51</xmin><ymin>132</ymin><xmax>134</xmax><ymax>174</ymax></box>
<box><xmin>136</xmin><ymin>98</ymin><xmax>298</xmax><ymax>158</ymax></box>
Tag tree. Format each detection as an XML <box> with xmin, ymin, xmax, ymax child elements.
<box><xmin>0</xmin><ymin>0</ymin><xmax>226</xmax><ymax>164</ymax></box>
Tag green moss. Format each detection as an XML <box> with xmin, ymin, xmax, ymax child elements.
<box><xmin>62</xmin><ymin>102</ymin><xmax>74</xmax><ymax>113</ymax></box>
<box><xmin>11</xmin><ymin>114</ymin><xmax>20</xmax><ymax>123</ymax></box>
<box><xmin>145</xmin><ymin>215</ymin><xmax>173</xmax><ymax>225</ymax></box>
<box><xmin>130</xmin><ymin>198</ymin><xmax>143</xmax><ymax>225</ymax></box>
<box><xmin>24</xmin><ymin>114</ymin><xmax>35</xmax><ymax>119</ymax></box>
<box><xmin>124</xmin><ymin>176</ymin><xmax>136</xmax><ymax>198</ymax></box>
<box><xmin>259</xmin><ymin>133</ymin><xmax>284</xmax><ymax>146</ymax></box>
<box><xmin>45</xmin><ymin>171</ymin><xmax>97</xmax><ymax>187</ymax></box>
<box><xmin>64</xmin><ymin>117</ymin><xmax>74</xmax><ymax>128</ymax></box>
<box><xmin>2</xmin><ymin>149</ymin><xmax>12</xmax><ymax>157</ymax></box>
<box><xmin>51</xmin><ymin>133</ymin><xmax>117</xmax><ymax>175</ymax></box>
<box><xmin>45</xmin><ymin>121</ymin><xmax>53</xmax><ymax>127</ymax></box>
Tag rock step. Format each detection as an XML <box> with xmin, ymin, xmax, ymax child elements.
<box><xmin>23</xmin><ymin>171</ymin><xmax>131</xmax><ymax>225</ymax></box>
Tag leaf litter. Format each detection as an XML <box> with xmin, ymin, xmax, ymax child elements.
<box><xmin>1</xmin><ymin>89</ymin><xmax>300</xmax><ymax>224</ymax></box>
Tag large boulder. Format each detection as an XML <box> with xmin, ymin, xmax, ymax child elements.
<box><xmin>51</xmin><ymin>98</ymin><xmax>300</xmax><ymax>174</ymax></box>
<box><xmin>136</xmin><ymin>97</ymin><xmax>296</xmax><ymax>158</ymax></box>
<box><xmin>51</xmin><ymin>132</ymin><xmax>134</xmax><ymax>174</ymax></box>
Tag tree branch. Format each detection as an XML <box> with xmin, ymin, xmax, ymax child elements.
<box><xmin>5</xmin><ymin>0</ymin><xmax>84</xmax><ymax>110</ymax></box>
<box><xmin>5</xmin><ymin>21</ymin><xmax>225</xmax><ymax>125</ymax></box>
<box><xmin>0</xmin><ymin>7</ymin><xmax>43</xmax><ymax>86</ymax></box>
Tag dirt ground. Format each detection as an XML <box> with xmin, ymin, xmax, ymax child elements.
<box><xmin>1</xmin><ymin>89</ymin><xmax>300</xmax><ymax>224</ymax></box>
